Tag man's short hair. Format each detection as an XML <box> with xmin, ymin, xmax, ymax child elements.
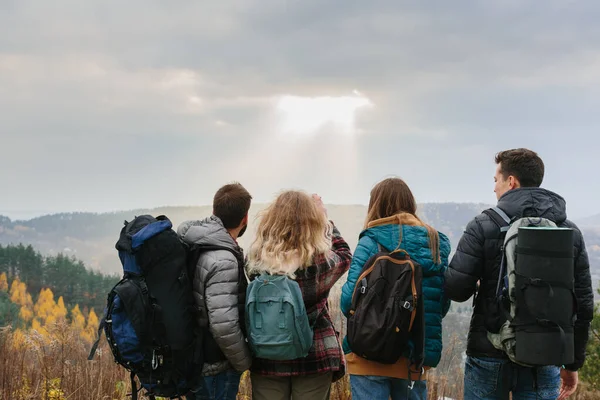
<box><xmin>213</xmin><ymin>182</ymin><xmax>252</xmax><ymax>229</ymax></box>
<box><xmin>495</xmin><ymin>148</ymin><xmax>545</xmax><ymax>188</ymax></box>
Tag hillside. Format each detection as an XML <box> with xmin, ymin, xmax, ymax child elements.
<box><xmin>0</xmin><ymin>203</ymin><xmax>484</xmax><ymax>274</ymax></box>
<box><xmin>0</xmin><ymin>203</ymin><xmax>598</xmax><ymax>293</ymax></box>
<box><xmin>577</xmin><ymin>213</ymin><xmax>600</xmax><ymax>228</ymax></box>
<box><xmin>1</xmin><ymin>207</ymin><xmax>599</xmax><ymax>399</ymax></box>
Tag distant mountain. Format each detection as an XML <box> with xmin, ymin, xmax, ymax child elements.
<box><xmin>0</xmin><ymin>206</ymin><xmax>212</xmax><ymax>275</ymax></box>
<box><xmin>577</xmin><ymin>213</ymin><xmax>600</xmax><ymax>228</ymax></box>
<box><xmin>1</xmin><ymin>202</ymin><xmax>598</xmax><ymax>297</ymax></box>
<box><xmin>0</xmin><ymin>203</ymin><xmax>486</xmax><ymax>274</ymax></box>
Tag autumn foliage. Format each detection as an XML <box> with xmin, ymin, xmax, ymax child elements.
<box><xmin>1</xmin><ymin>266</ymin><xmax>598</xmax><ymax>399</ymax></box>
<box><xmin>1</xmin><ymin>272</ymin><xmax>128</xmax><ymax>400</ymax></box>
<box><xmin>0</xmin><ymin>273</ymin><xmax>466</xmax><ymax>399</ymax></box>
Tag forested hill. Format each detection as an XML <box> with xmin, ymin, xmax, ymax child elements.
<box><xmin>0</xmin><ymin>244</ymin><xmax>117</xmax><ymax>324</ymax></box>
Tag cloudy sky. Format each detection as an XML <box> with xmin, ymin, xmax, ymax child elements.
<box><xmin>1</xmin><ymin>0</ymin><xmax>599</xmax><ymax>220</ymax></box>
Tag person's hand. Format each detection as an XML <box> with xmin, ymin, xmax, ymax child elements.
<box><xmin>311</xmin><ymin>194</ymin><xmax>327</xmax><ymax>217</ymax></box>
<box><xmin>558</xmin><ymin>369</ymin><xmax>578</xmax><ymax>400</ymax></box>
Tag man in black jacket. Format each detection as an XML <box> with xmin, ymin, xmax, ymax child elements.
<box><xmin>445</xmin><ymin>148</ymin><xmax>594</xmax><ymax>400</ymax></box>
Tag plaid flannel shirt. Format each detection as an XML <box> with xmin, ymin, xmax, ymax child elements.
<box><xmin>250</xmin><ymin>223</ymin><xmax>352</xmax><ymax>380</ymax></box>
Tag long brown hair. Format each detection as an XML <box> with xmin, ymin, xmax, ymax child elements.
<box><xmin>365</xmin><ymin>178</ymin><xmax>441</xmax><ymax>264</ymax></box>
<box><xmin>247</xmin><ymin>190</ymin><xmax>332</xmax><ymax>278</ymax></box>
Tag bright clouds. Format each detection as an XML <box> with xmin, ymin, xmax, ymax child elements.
<box><xmin>1</xmin><ymin>1</ymin><xmax>600</xmax><ymax>218</ymax></box>
<box><xmin>276</xmin><ymin>92</ymin><xmax>373</xmax><ymax>136</ymax></box>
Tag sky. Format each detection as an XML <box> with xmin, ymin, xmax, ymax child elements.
<box><xmin>1</xmin><ymin>0</ymin><xmax>600</xmax><ymax>220</ymax></box>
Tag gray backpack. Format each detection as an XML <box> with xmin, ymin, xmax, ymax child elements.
<box><xmin>485</xmin><ymin>207</ymin><xmax>576</xmax><ymax>367</ymax></box>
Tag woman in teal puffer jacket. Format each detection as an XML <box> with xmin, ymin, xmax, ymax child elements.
<box><xmin>340</xmin><ymin>177</ymin><xmax>451</xmax><ymax>400</ymax></box>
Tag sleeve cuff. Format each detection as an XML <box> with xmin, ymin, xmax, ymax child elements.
<box><xmin>563</xmin><ymin>364</ymin><xmax>580</xmax><ymax>371</ymax></box>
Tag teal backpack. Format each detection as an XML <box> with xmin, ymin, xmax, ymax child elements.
<box><xmin>245</xmin><ymin>274</ymin><xmax>314</xmax><ymax>360</ymax></box>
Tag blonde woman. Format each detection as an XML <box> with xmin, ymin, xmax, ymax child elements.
<box><xmin>246</xmin><ymin>191</ymin><xmax>352</xmax><ymax>400</ymax></box>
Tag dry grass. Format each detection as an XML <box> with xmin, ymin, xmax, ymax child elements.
<box><xmin>1</xmin><ymin>289</ymin><xmax>597</xmax><ymax>400</ymax></box>
<box><xmin>0</xmin><ymin>323</ymin><xmax>130</xmax><ymax>400</ymax></box>
<box><xmin>236</xmin><ymin>373</ymin><xmax>461</xmax><ymax>400</ymax></box>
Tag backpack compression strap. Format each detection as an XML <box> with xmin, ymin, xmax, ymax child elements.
<box><xmin>88</xmin><ymin>288</ymin><xmax>119</xmax><ymax>360</ymax></box>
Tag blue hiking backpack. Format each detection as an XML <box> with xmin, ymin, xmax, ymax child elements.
<box><xmin>88</xmin><ymin>215</ymin><xmax>203</xmax><ymax>400</ymax></box>
<box><xmin>245</xmin><ymin>274</ymin><xmax>314</xmax><ymax>360</ymax></box>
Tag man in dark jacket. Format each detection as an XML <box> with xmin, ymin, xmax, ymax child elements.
<box><xmin>445</xmin><ymin>148</ymin><xmax>594</xmax><ymax>400</ymax></box>
<box><xmin>179</xmin><ymin>182</ymin><xmax>252</xmax><ymax>400</ymax></box>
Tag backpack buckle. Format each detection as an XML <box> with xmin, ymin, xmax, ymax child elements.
<box><xmin>360</xmin><ymin>278</ymin><xmax>368</xmax><ymax>294</ymax></box>
<box><xmin>151</xmin><ymin>350</ymin><xmax>158</xmax><ymax>370</ymax></box>
<box><xmin>529</xmin><ymin>278</ymin><xmax>543</xmax><ymax>286</ymax></box>
<box><xmin>140</xmin><ymin>280</ymin><xmax>149</xmax><ymax>295</ymax></box>
<box><xmin>402</xmin><ymin>301</ymin><xmax>412</xmax><ymax>310</ymax></box>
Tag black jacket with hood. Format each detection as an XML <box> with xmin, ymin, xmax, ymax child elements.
<box><xmin>444</xmin><ymin>187</ymin><xmax>594</xmax><ymax>371</ymax></box>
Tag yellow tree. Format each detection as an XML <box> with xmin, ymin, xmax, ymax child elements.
<box><xmin>34</xmin><ymin>288</ymin><xmax>58</xmax><ymax>327</ymax></box>
<box><xmin>82</xmin><ymin>308</ymin><xmax>99</xmax><ymax>343</ymax></box>
<box><xmin>10</xmin><ymin>278</ymin><xmax>26</xmax><ymax>305</ymax></box>
<box><xmin>0</xmin><ymin>272</ymin><xmax>8</xmax><ymax>292</ymax></box>
<box><xmin>10</xmin><ymin>328</ymin><xmax>28</xmax><ymax>350</ymax></box>
<box><xmin>10</xmin><ymin>278</ymin><xmax>34</xmax><ymax>322</ymax></box>
<box><xmin>70</xmin><ymin>304</ymin><xmax>86</xmax><ymax>334</ymax></box>
<box><xmin>51</xmin><ymin>296</ymin><xmax>68</xmax><ymax>325</ymax></box>
<box><xmin>31</xmin><ymin>317</ymin><xmax>49</xmax><ymax>337</ymax></box>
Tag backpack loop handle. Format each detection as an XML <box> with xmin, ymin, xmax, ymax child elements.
<box><xmin>378</xmin><ymin>243</ymin><xmax>410</xmax><ymax>258</ymax></box>
<box><xmin>390</xmin><ymin>249</ymin><xmax>410</xmax><ymax>259</ymax></box>
<box><xmin>279</xmin><ymin>298</ymin><xmax>286</xmax><ymax>328</ymax></box>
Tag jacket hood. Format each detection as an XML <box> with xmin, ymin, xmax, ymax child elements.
<box><xmin>177</xmin><ymin>216</ymin><xmax>239</xmax><ymax>252</ymax></box>
<box><xmin>361</xmin><ymin>214</ymin><xmax>451</xmax><ymax>275</ymax></box>
<box><xmin>497</xmin><ymin>187</ymin><xmax>567</xmax><ymax>224</ymax></box>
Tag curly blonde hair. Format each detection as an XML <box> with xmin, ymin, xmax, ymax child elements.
<box><xmin>247</xmin><ymin>190</ymin><xmax>332</xmax><ymax>278</ymax></box>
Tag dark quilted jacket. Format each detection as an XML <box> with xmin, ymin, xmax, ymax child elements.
<box><xmin>444</xmin><ymin>187</ymin><xmax>594</xmax><ymax>371</ymax></box>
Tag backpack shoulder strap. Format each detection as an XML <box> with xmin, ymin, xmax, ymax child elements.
<box><xmin>483</xmin><ymin>207</ymin><xmax>512</xmax><ymax>232</ymax></box>
<box><xmin>408</xmin><ymin>266</ymin><xmax>425</xmax><ymax>386</ymax></box>
<box><xmin>88</xmin><ymin>317</ymin><xmax>106</xmax><ymax>360</ymax></box>
<box><xmin>186</xmin><ymin>243</ymin><xmax>244</xmax><ymax>280</ymax></box>
<box><xmin>189</xmin><ymin>244</ymin><xmax>243</xmax><ymax>265</ymax></box>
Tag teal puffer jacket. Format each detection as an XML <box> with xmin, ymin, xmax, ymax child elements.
<box><xmin>340</xmin><ymin>219</ymin><xmax>451</xmax><ymax>367</ymax></box>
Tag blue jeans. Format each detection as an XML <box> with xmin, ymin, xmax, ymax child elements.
<box><xmin>186</xmin><ymin>370</ymin><xmax>242</xmax><ymax>400</ymax></box>
<box><xmin>350</xmin><ymin>375</ymin><xmax>427</xmax><ymax>400</ymax></box>
<box><xmin>464</xmin><ymin>357</ymin><xmax>560</xmax><ymax>400</ymax></box>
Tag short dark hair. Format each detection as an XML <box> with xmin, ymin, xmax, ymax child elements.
<box><xmin>213</xmin><ymin>182</ymin><xmax>252</xmax><ymax>229</ymax></box>
<box><xmin>495</xmin><ymin>148</ymin><xmax>544</xmax><ymax>187</ymax></box>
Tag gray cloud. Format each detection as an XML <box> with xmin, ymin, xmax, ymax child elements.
<box><xmin>1</xmin><ymin>0</ymin><xmax>599</xmax><ymax>219</ymax></box>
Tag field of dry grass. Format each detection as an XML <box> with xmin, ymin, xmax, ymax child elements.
<box><xmin>0</xmin><ymin>283</ymin><xmax>596</xmax><ymax>400</ymax></box>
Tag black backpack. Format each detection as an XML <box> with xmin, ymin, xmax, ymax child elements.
<box><xmin>88</xmin><ymin>215</ymin><xmax>203</xmax><ymax>400</ymax></box>
<box><xmin>347</xmin><ymin>246</ymin><xmax>425</xmax><ymax>378</ymax></box>
<box><xmin>484</xmin><ymin>207</ymin><xmax>577</xmax><ymax>367</ymax></box>
<box><xmin>185</xmin><ymin>242</ymin><xmax>248</xmax><ymax>365</ymax></box>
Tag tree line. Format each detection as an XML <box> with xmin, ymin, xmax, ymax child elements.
<box><xmin>0</xmin><ymin>244</ymin><xmax>118</xmax><ymax>321</ymax></box>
